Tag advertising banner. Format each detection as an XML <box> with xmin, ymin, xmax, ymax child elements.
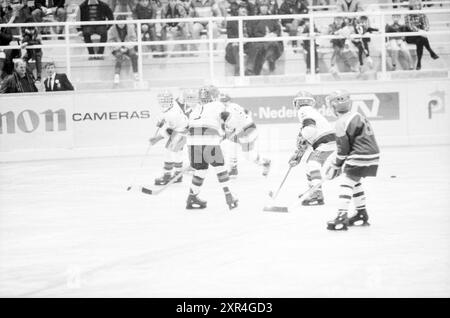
<box><xmin>233</xmin><ymin>92</ymin><xmax>400</xmax><ymax>125</ymax></box>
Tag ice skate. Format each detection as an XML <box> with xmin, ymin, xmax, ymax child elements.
<box><xmin>173</xmin><ymin>170</ymin><xmax>183</xmax><ymax>184</ymax></box>
<box><xmin>225</xmin><ymin>192</ymin><xmax>238</xmax><ymax>210</ymax></box>
<box><xmin>327</xmin><ymin>212</ymin><xmax>349</xmax><ymax>231</ymax></box>
<box><xmin>301</xmin><ymin>189</ymin><xmax>324</xmax><ymax>206</ymax></box>
<box><xmin>229</xmin><ymin>165</ymin><xmax>238</xmax><ymax>178</ymax></box>
<box><xmin>154</xmin><ymin>173</ymin><xmax>172</xmax><ymax>186</ymax></box>
<box><xmin>186</xmin><ymin>191</ymin><xmax>207</xmax><ymax>209</ymax></box>
<box><xmin>262</xmin><ymin>159</ymin><xmax>271</xmax><ymax>177</ymax></box>
<box><xmin>348</xmin><ymin>209</ymin><xmax>370</xmax><ymax>226</ymax></box>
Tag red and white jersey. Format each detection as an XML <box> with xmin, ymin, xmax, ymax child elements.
<box><xmin>160</xmin><ymin>104</ymin><xmax>189</xmax><ymax>133</ymax></box>
<box><xmin>224</xmin><ymin>102</ymin><xmax>253</xmax><ymax>134</ymax></box>
<box><xmin>297</xmin><ymin>106</ymin><xmax>336</xmax><ymax>151</ymax></box>
<box><xmin>187</xmin><ymin>101</ymin><xmax>227</xmax><ymax>145</ymax></box>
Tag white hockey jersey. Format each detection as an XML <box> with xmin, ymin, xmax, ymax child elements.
<box><xmin>297</xmin><ymin>106</ymin><xmax>336</xmax><ymax>151</ymax></box>
<box><xmin>160</xmin><ymin>103</ymin><xmax>189</xmax><ymax>134</ymax></box>
<box><xmin>224</xmin><ymin>102</ymin><xmax>254</xmax><ymax>134</ymax></box>
<box><xmin>187</xmin><ymin>101</ymin><xmax>227</xmax><ymax>145</ymax></box>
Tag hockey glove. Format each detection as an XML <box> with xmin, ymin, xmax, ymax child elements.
<box><xmin>325</xmin><ymin>163</ymin><xmax>342</xmax><ymax>180</ymax></box>
<box><xmin>166</xmin><ymin>127</ymin><xmax>174</xmax><ymax>135</ymax></box>
<box><xmin>288</xmin><ymin>149</ymin><xmax>305</xmax><ymax>167</ymax></box>
<box><xmin>156</xmin><ymin>119</ymin><xmax>166</xmax><ymax>128</ymax></box>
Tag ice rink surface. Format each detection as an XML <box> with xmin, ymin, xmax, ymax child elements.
<box><xmin>0</xmin><ymin>145</ymin><xmax>449</xmax><ymax>297</ymax></box>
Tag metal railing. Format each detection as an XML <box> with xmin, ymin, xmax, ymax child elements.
<box><xmin>1</xmin><ymin>7</ymin><xmax>450</xmax><ymax>86</ymax></box>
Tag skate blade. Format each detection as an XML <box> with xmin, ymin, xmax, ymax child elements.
<box><xmin>263</xmin><ymin>206</ymin><xmax>288</xmax><ymax>213</ymax></box>
<box><xmin>349</xmin><ymin>221</ymin><xmax>370</xmax><ymax>227</ymax></box>
<box><xmin>327</xmin><ymin>223</ymin><xmax>348</xmax><ymax>231</ymax></box>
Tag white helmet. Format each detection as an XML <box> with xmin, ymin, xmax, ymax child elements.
<box><xmin>293</xmin><ymin>90</ymin><xmax>316</xmax><ymax>109</ymax></box>
<box><xmin>157</xmin><ymin>90</ymin><xmax>174</xmax><ymax>112</ymax></box>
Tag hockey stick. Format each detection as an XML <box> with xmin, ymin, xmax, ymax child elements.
<box><xmin>126</xmin><ymin>127</ymin><xmax>160</xmax><ymax>191</ymax></box>
<box><xmin>268</xmin><ymin>166</ymin><xmax>293</xmax><ymax>199</ymax></box>
<box><xmin>140</xmin><ymin>167</ymin><xmax>190</xmax><ymax>196</ymax></box>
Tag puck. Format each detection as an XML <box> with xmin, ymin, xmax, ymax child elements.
<box><xmin>390</xmin><ymin>175</ymin><xmax>397</xmax><ymax>178</ymax></box>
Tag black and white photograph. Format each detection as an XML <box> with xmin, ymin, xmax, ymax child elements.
<box><xmin>0</xmin><ymin>0</ymin><xmax>449</xmax><ymax>301</ymax></box>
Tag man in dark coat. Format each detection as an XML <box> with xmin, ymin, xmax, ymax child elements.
<box><xmin>43</xmin><ymin>61</ymin><xmax>74</xmax><ymax>91</ymax></box>
<box><xmin>0</xmin><ymin>58</ymin><xmax>38</xmax><ymax>93</ymax></box>
<box><xmin>245</xmin><ymin>1</ymin><xmax>283</xmax><ymax>75</ymax></box>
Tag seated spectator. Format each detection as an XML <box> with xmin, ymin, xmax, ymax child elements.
<box><xmin>256</xmin><ymin>0</ymin><xmax>278</xmax><ymax>15</ymax></box>
<box><xmin>43</xmin><ymin>61</ymin><xmax>74</xmax><ymax>91</ymax></box>
<box><xmin>404</xmin><ymin>0</ymin><xmax>439</xmax><ymax>70</ymax></box>
<box><xmin>351</xmin><ymin>16</ymin><xmax>378</xmax><ymax>70</ymax></box>
<box><xmin>0</xmin><ymin>58</ymin><xmax>38</xmax><ymax>93</ymax></box>
<box><xmin>76</xmin><ymin>0</ymin><xmax>114</xmax><ymax>60</ymax></box>
<box><xmin>1</xmin><ymin>0</ymin><xmax>13</xmax><ymax>22</ymax></box>
<box><xmin>189</xmin><ymin>0</ymin><xmax>222</xmax><ymax>51</ymax></box>
<box><xmin>279</xmin><ymin>0</ymin><xmax>308</xmax><ymax>47</ymax></box>
<box><xmin>299</xmin><ymin>17</ymin><xmax>320</xmax><ymax>74</ymax></box>
<box><xmin>225</xmin><ymin>2</ymin><xmax>249</xmax><ymax>75</ymax></box>
<box><xmin>133</xmin><ymin>0</ymin><xmax>161</xmax><ymax>53</ymax></box>
<box><xmin>1</xmin><ymin>1</ymin><xmax>23</xmax><ymax>78</ymax></box>
<box><xmin>385</xmin><ymin>13</ymin><xmax>413</xmax><ymax>70</ymax></box>
<box><xmin>110</xmin><ymin>0</ymin><xmax>135</xmax><ymax>13</ymax></box>
<box><xmin>161</xmin><ymin>0</ymin><xmax>189</xmax><ymax>54</ymax></box>
<box><xmin>328</xmin><ymin>16</ymin><xmax>359</xmax><ymax>76</ymax></box>
<box><xmin>245</xmin><ymin>1</ymin><xmax>283</xmax><ymax>75</ymax></box>
<box><xmin>336</xmin><ymin>0</ymin><xmax>364</xmax><ymax>12</ymax></box>
<box><xmin>31</xmin><ymin>0</ymin><xmax>67</xmax><ymax>35</ymax></box>
<box><xmin>108</xmin><ymin>14</ymin><xmax>138</xmax><ymax>83</ymax></box>
<box><xmin>21</xmin><ymin>19</ymin><xmax>43</xmax><ymax>82</ymax></box>
<box><xmin>240</xmin><ymin>0</ymin><xmax>257</xmax><ymax>16</ymax></box>
<box><xmin>392</xmin><ymin>0</ymin><xmax>409</xmax><ymax>9</ymax></box>
<box><xmin>311</xmin><ymin>0</ymin><xmax>331</xmax><ymax>10</ymax></box>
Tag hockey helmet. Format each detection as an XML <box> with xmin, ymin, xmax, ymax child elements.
<box><xmin>199</xmin><ymin>86</ymin><xmax>213</xmax><ymax>104</ymax></box>
<box><xmin>219</xmin><ymin>93</ymin><xmax>231</xmax><ymax>103</ymax></box>
<box><xmin>157</xmin><ymin>90</ymin><xmax>174</xmax><ymax>112</ymax></box>
<box><xmin>182</xmin><ymin>88</ymin><xmax>199</xmax><ymax>107</ymax></box>
<box><xmin>293</xmin><ymin>90</ymin><xmax>316</xmax><ymax>109</ymax></box>
<box><xmin>327</xmin><ymin>89</ymin><xmax>352</xmax><ymax>115</ymax></box>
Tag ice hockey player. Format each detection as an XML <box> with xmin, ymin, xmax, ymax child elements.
<box><xmin>325</xmin><ymin>89</ymin><xmax>380</xmax><ymax>231</ymax></box>
<box><xmin>219</xmin><ymin>93</ymin><xmax>271</xmax><ymax>177</ymax></box>
<box><xmin>149</xmin><ymin>90</ymin><xmax>189</xmax><ymax>185</ymax></box>
<box><xmin>288</xmin><ymin>91</ymin><xmax>336</xmax><ymax>205</ymax></box>
<box><xmin>177</xmin><ymin>88</ymin><xmax>199</xmax><ymax>117</ymax></box>
<box><xmin>186</xmin><ymin>86</ymin><xmax>239</xmax><ymax>210</ymax></box>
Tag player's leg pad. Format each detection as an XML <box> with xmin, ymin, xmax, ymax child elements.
<box><xmin>348</xmin><ymin>209</ymin><xmax>370</xmax><ymax>226</ymax></box>
<box><xmin>229</xmin><ymin>165</ymin><xmax>238</xmax><ymax>178</ymax></box>
<box><xmin>327</xmin><ymin>212</ymin><xmax>349</xmax><ymax>231</ymax></box>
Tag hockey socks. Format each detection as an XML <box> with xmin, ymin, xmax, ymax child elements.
<box><xmin>215</xmin><ymin>166</ymin><xmax>238</xmax><ymax>210</ymax></box>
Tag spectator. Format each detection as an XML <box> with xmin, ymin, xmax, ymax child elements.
<box><xmin>404</xmin><ymin>0</ymin><xmax>439</xmax><ymax>70</ymax></box>
<box><xmin>299</xmin><ymin>17</ymin><xmax>319</xmax><ymax>74</ymax></box>
<box><xmin>31</xmin><ymin>0</ymin><xmax>67</xmax><ymax>35</ymax></box>
<box><xmin>133</xmin><ymin>0</ymin><xmax>162</xmax><ymax>54</ymax></box>
<box><xmin>1</xmin><ymin>1</ymin><xmax>22</xmax><ymax>77</ymax></box>
<box><xmin>76</xmin><ymin>0</ymin><xmax>114</xmax><ymax>60</ymax></box>
<box><xmin>311</xmin><ymin>0</ymin><xmax>331</xmax><ymax>10</ymax></box>
<box><xmin>108</xmin><ymin>14</ymin><xmax>138</xmax><ymax>84</ymax></box>
<box><xmin>21</xmin><ymin>18</ymin><xmax>43</xmax><ymax>82</ymax></box>
<box><xmin>279</xmin><ymin>0</ymin><xmax>308</xmax><ymax>48</ymax></box>
<box><xmin>351</xmin><ymin>16</ymin><xmax>378</xmax><ymax>70</ymax></box>
<box><xmin>110</xmin><ymin>0</ymin><xmax>135</xmax><ymax>13</ymax></box>
<box><xmin>225</xmin><ymin>2</ymin><xmax>249</xmax><ymax>75</ymax></box>
<box><xmin>392</xmin><ymin>0</ymin><xmax>409</xmax><ymax>9</ymax></box>
<box><xmin>161</xmin><ymin>0</ymin><xmax>189</xmax><ymax>54</ymax></box>
<box><xmin>245</xmin><ymin>1</ymin><xmax>283</xmax><ymax>75</ymax></box>
<box><xmin>327</xmin><ymin>16</ymin><xmax>359</xmax><ymax>76</ymax></box>
<box><xmin>189</xmin><ymin>0</ymin><xmax>222</xmax><ymax>51</ymax></box>
<box><xmin>43</xmin><ymin>61</ymin><xmax>74</xmax><ymax>91</ymax></box>
<box><xmin>385</xmin><ymin>13</ymin><xmax>413</xmax><ymax>70</ymax></box>
<box><xmin>240</xmin><ymin>0</ymin><xmax>257</xmax><ymax>16</ymax></box>
<box><xmin>336</xmin><ymin>0</ymin><xmax>364</xmax><ymax>13</ymax></box>
<box><xmin>256</xmin><ymin>0</ymin><xmax>278</xmax><ymax>15</ymax></box>
<box><xmin>0</xmin><ymin>58</ymin><xmax>38</xmax><ymax>93</ymax></box>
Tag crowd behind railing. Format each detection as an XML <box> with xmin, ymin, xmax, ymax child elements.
<box><xmin>0</xmin><ymin>0</ymin><xmax>448</xmax><ymax>93</ymax></box>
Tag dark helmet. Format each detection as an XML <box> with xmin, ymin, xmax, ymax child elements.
<box><xmin>327</xmin><ymin>90</ymin><xmax>352</xmax><ymax>115</ymax></box>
